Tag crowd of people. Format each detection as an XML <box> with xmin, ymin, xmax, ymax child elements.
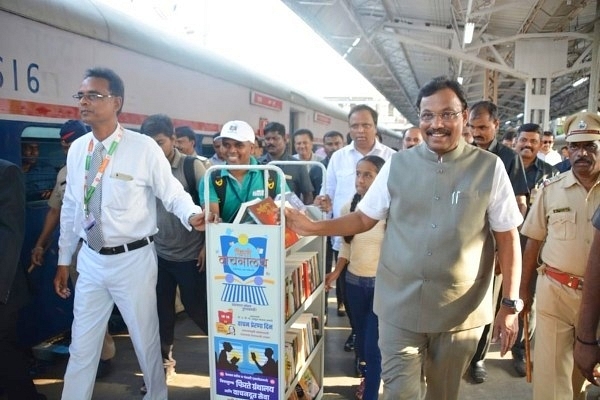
<box><xmin>1</xmin><ymin>67</ymin><xmax>600</xmax><ymax>400</ymax></box>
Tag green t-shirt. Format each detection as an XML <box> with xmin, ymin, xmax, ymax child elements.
<box><xmin>199</xmin><ymin>157</ymin><xmax>289</xmax><ymax>223</ymax></box>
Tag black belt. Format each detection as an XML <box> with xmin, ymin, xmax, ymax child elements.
<box><xmin>86</xmin><ymin>236</ymin><xmax>154</xmax><ymax>255</ymax></box>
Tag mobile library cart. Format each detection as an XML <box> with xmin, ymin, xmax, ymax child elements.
<box><xmin>204</xmin><ymin>163</ymin><xmax>326</xmax><ymax>400</ymax></box>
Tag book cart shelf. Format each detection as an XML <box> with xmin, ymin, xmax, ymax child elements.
<box><xmin>204</xmin><ymin>163</ymin><xmax>326</xmax><ymax>400</ymax></box>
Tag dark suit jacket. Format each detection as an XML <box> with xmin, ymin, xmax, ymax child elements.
<box><xmin>0</xmin><ymin>159</ymin><xmax>29</xmax><ymax>308</ymax></box>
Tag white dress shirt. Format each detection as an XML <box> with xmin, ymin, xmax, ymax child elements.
<box><xmin>58</xmin><ymin>125</ymin><xmax>201</xmax><ymax>264</ymax></box>
<box><xmin>537</xmin><ymin>149</ymin><xmax>562</xmax><ymax>166</ymax></box>
<box><xmin>325</xmin><ymin>140</ymin><xmax>395</xmax><ymax>250</ymax></box>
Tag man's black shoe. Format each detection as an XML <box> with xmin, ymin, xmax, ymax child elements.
<box><xmin>344</xmin><ymin>333</ymin><xmax>355</xmax><ymax>352</ymax></box>
<box><xmin>513</xmin><ymin>356</ymin><xmax>527</xmax><ymax>377</ymax></box>
<box><xmin>96</xmin><ymin>359</ymin><xmax>112</xmax><ymax>380</ymax></box>
<box><xmin>470</xmin><ymin>361</ymin><xmax>487</xmax><ymax>384</ymax></box>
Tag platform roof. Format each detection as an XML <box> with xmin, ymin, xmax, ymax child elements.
<box><xmin>282</xmin><ymin>0</ymin><xmax>599</xmax><ymax>126</ymax></box>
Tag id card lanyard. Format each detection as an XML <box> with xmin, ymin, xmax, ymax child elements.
<box><xmin>83</xmin><ymin>127</ymin><xmax>123</xmax><ymax>216</ymax></box>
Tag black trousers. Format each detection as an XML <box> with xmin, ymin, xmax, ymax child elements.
<box><xmin>156</xmin><ymin>256</ymin><xmax>208</xmax><ymax>359</ymax></box>
<box><xmin>0</xmin><ymin>303</ymin><xmax>40</xmax><ymax>400</ymax></box>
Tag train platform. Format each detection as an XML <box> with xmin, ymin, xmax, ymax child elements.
<box><xmin>11</xmin><ymin>298</ymin><xmax>568</xmax><ymax>400</ymax></box>
<box><xmin>3</xmin><ymin>299</ymin><xmax>550</xmax><ymax>400</ymax></box>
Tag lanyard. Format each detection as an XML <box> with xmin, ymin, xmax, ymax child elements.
<box><xmin>83</xmin><ymin>128</ymin><xmax>123</xmax><ymax>213</ymax></box>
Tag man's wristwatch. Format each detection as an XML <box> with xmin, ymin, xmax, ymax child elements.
<box><xmin>501</xmin><ymin>298</ymin><xmax>524</xmax><ymax>313</ymax></box>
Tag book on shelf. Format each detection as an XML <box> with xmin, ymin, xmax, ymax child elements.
<box><xmin>285</xmin><ymin>258</ymin><xmax>305</xmax><ymax>305</ymax></box>
<box><xmin>291</xmin><ymin>313</ymin><xmax>316</xmax><ymax>355</ymax></box>
<box><xmin>286</xmin><ymin>251</ymin><xmax>320</xmax><ymax>302</ymax></box>
<box><xmin>284</xmin><ymin>332</ymin><xmax>298</xmax><ymax>387</ymax></box>
<box><xmin>287</xmin><ymin>326</ymin><xmax>306</xmax><ymax>373</ymax></box>
<box><xmin>298</xmin><ymin>366</ymin><xmax>320</xmax><ymax>399</ymax></box>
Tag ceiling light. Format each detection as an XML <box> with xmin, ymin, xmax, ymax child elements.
<box><xmin>457</xmin><ymin>76</ymin><xmax>463</xmax><ymax>84</ymax></box>
<box><xmin>572</xmin><ymin>77</ymin><xmax>589</xmax><ymax>87</ymax></box>
<box><xmin>517</xmin><ymin>113</ymin><xmax>524</xmax><ymax>118</ymax></box>
<box><xmin>463</xmin><ymin>22</ymin><xmax>475</xmax><ymax>45</ymax></box>
<box><xmin>505</xmin><ymin>121</ymin><xmax>512</xmax><ymax>125</ymax></box>
<box><xmin>352</xmin><ymin>38</ymin><xmax>361</xmax><ymax>47</ymax></box>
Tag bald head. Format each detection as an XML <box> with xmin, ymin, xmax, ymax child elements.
<box><xmin>403</xmin><ymin>127</ymin><xmax>423</xmax><ymax>149</ymax></box>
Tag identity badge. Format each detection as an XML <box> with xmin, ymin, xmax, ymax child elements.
<box><xmin>82</xmin><ymin>213</ymin><xmax>97</xmax><ymax>232</ymax></box>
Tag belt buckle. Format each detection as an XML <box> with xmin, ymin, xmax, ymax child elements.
<box><xmin>567</xmin><ymin>275</ymin><xmax>582</xmax><ymax>290</ymax></box>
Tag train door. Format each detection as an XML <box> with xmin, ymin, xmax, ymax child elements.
<box><xmin>0</xmin><ymin>119</ymin><xmax>74</xmax><ymax>347</ymax></box>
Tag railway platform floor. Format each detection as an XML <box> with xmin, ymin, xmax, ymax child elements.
<box><xmin>9</xmin><ymin>297</ymin><xmax>596</xmax><ymax>399</ymax></box>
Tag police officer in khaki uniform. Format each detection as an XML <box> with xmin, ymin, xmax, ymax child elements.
<box><xmin>520</xmin><ymin>111</ymin><xmax>600</xmax><ymax>400</ymax></box>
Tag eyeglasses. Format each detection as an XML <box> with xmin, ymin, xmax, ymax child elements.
<box><xmin>418</xmin><ymin>111</ymin><xmax>462</xmax><ymax>122</ymax></box>
<box><xmin>542</xmin><ymin>140</ymin><xmax>553</xmax><ymax>144</ymax></box>
<box><xmin>72</xmin><ymin>93</ymin><xmax>114</xmax><ymax>102</ymax></box>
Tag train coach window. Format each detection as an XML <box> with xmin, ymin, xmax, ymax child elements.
<box><xmin>21</xmin><ymin>126</ymin><xmax>65</xmax><ymax>203</ymax></box>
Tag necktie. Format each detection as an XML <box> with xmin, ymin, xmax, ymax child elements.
<box><xmin>86</xmin><ymin>142</ymin><xmax>105</xmax><ymax>251</ymax></box>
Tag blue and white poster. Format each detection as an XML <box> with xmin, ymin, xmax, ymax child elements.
<box><xmin>208</xmin><ymin>223</ymin><xmax>283</xmax><ymax>399</ymax></box>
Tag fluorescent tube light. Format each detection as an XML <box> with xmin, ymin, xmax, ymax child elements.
<box><xmin>463</xmin><ymin>22</ymin><xmax>475</xmax><ymax>45</ymax></box>
<box><xmin>572</xmin><ymin>77</ymin><xmax>589</xmax><ymax>87</ymax></box>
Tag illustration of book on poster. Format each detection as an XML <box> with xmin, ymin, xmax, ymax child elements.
<box><xmin>209</xmin><ymin>223</ymin><xmax>282</xmax><ymax>399</ymax></box>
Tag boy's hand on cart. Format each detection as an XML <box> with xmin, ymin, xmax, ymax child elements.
<box><xmin>189</xmin><ymin>212</ymin><xmax>206</xmax><ymax>231</ymax></box>
<box><xmin>206</xmin><ymin>211</ymin><xmax>222</xmax><ymax>224</ymax></box>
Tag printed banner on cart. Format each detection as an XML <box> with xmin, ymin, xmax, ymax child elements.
<box><xmin>208</xmin><ymin>223</ymin><xmax>283</xmax><ymax>399</ymax></box>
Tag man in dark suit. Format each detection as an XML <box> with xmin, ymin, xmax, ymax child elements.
<box><xmin>0</xmin><ymin>159</ymin><xmax>45</xmax><ymax>399</ymax></box>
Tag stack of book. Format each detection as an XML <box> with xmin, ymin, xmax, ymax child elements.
<box><xmin>284</xmin><ymin>312</ymin><xmax>321</xmax><ymax>390</ymax></box>
<box><xmin>284</xmin><ymin>251</ymin><xmax>321</xmax><ymax>320</ymax></box>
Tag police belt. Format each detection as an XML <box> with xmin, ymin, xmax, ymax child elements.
<box><xmin>544</xmin><ymin>265</ymin><xmax>583</xmax><ymax>290</ymax></box>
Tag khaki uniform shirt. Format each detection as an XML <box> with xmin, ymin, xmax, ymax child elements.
<box><xmin>521</xmin><ymin>170</ymin><xmax>600</xmax><ymax>276</ymax></box>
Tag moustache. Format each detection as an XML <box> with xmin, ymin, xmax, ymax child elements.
<box><xmin>425</xmin><ymin>128</ymin><xmax>452</xmax><ymax>137</ymax></box>
<box><xmin>573</xmin><ymin>157</ymin><xmax>592</xmax><ymax>165</ymax></box>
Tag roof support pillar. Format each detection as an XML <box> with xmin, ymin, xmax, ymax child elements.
<box><xmin>516</xmin><ymin>39</ymin><xmax>567</xmax><ymax>129</ymax></box>
<box><xmin>484</xmin><ymin>69</ymin><xmax>499</xmax><ymax>104</ymax></box>
<box><xmin>588</xmin><ymin>1</ymin><xmax>600</xmax><ymax>113</ymax></box>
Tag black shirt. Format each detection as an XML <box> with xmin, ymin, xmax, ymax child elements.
<box><xmin>258</xmin><ymin>152</ymin><xmax>314</xmax><ymax>202</ymax></box>
<box><xmin>524</xmin><ymin>158</ymin><xmax>559</xmax><ymax>191</ymax></box>
<box><xmin>485</xmin><ymin>139</ymin><xmax>529</xmax><ymax>196</ymax></box>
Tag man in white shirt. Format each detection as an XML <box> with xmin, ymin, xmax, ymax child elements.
<box><xmin>54</xmin><ymin>67</ymin><xmax>204</xmax><ymax>400</ymax></box>
<box><xmin>537</xmin><ymin>131</ymin><xmax>562</xmax><ymax>165</ymax></box>
<box><xmin>317</xmin><ymin>104</ymin><xmax>395</xmax><ymax>352</ymax></box>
